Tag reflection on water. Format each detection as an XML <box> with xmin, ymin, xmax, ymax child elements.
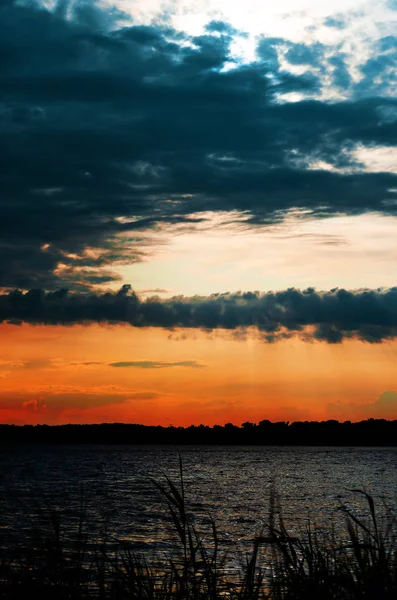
<box><xmin>0</xmin><ymin>445</ymin><xmax>396</xmax><ymax>561</ymax></box>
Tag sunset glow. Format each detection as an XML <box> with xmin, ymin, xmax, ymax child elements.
<box><xmin>0</xmin><ymin>323</ymin><xmax>396</xmax><ymax>425</ymax></box>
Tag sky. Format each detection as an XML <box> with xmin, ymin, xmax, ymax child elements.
<box><xmin>0</xmin><ymin>0</ymin><xmax>396</xmax><ymax>425</ymax></box>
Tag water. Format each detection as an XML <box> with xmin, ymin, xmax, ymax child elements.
<box><xmin>0</xmin><ymin>445</ymin><xmax>396</xmax><ymax>564</ymax></box>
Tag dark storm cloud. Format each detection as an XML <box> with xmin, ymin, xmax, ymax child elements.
<box><xmin>0</xmin><ymin>0</ymin><xmax>396</xmax><ymax>289</ymax></box>
<box><xmin>0</xmin><ymin>284</ymin><xmax>397</xmax><ymax>343</ymax></box>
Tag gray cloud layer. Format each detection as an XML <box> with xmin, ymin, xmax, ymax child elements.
<box><xmin>1</xmin><ymin>285</ymin><xmax>396</xmax><ymax>343</ymax></box>
<box><xmin>0</xmin><ymin>0</ymin><xmax>396</xmax><ymax>289</ymax></box>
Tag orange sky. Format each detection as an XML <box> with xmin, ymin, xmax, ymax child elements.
<box><xmin>1</xmin><ymin>323</ymin><xmax>396</xmax><ymax>425</ymax></box>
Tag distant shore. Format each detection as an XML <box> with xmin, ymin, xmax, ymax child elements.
<box><xmin>1</xmin><ymin>419</ymin><xmax>397</xmax><ymax>445</ymax></box>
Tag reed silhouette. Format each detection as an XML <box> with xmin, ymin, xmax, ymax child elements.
<box><xmin>0</xmin><ymin>460</ymin><xmax>396</xmax><ymax>599</ymax></box>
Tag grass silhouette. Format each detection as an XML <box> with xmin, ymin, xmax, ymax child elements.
<box><xmin>0</xmin><ymin>460</ymin><xmax>396</xmax><ymax>599</ymax></box>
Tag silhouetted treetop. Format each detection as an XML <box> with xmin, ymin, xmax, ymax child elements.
<box><xmin>0</xmin><ymin>419</ymin><xmax>396</xmax><ymax>445</ymax></box>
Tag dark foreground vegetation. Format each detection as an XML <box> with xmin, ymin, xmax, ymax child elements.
<box><xmin>1</xmin><ymin>419</ymin><xmax>397</xmax><ymax>445</ymax></box>
<box><xmin>0</xmin><ymin>462</ymin><xmax>396</xmax><ymax>600</ymax></box>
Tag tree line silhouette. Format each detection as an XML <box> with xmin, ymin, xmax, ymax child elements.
<box><xmin>0</xmin><ymin>419</ymin><xmax>396</xmax><ymax>445</ymax></box>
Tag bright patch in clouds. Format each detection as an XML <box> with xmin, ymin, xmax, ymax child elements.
<box><xmin>120</xmin><ymin>213</ymin><xmax>397</xmax><ymax>296</ymax></box>
<box><xmin>113</xmin><ymin>0</ymin><xmax>397</xmax><ymax>79</ymax></box>
<box><xmin>303</xmin><ymin>146</ymin><xmax>397</xmax><ymax>175</ymax></box>
<box><xmin>116</xmin><ymin>0</ymin><xmax>394</xmax><ymax>38</ymax></box>
<box><xmin>353</xmin><ymin>146</ymin><xmax>397</xmax><ymax>174</ymax></box>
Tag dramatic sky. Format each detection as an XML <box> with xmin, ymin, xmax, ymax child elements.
<box><xmin>0</xmin><ymin>0</ymin><xmax>396</xmax><ymax>425</ymax></box>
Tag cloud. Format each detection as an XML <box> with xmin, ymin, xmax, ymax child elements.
<box><xmin>0</xmin><ymin>386</ymin><xmax>161</xmax><ymax>423</ymax></box>
<box><xmin>0</xmin><ymin>358</ymin><xmax>57</xmax><ymax>370</ymax></box>
<box><xmin>109</xmin><ymin>360</ymin><xmax>205</xmax><ymax>368</ymax></box>
<box><xmin>70</xmin><ymin>361</ymin><xmax>103</xmax><ymax>366</ymax></box>
<box><xmin>22</xmin><ymin>398</ymin><xmax>47</xmax><ymax>411</ymax></box>
<box><xmin>1</xmin><ymin>385</ymin><xmax>160</xmax><ymax>402</ymax></box>
<box><xmin>138</xmin><ymin>289</ymin><xmax>173</xmax><ymax>295</ymax></box>
<box><xmin>328</xmin><ymin>390</ymin><xmax>397</xmax><ymax>419</ymax></box>
<box><xmin>372</xmin><ymin>390</ymin><xmax>397</xmax><ymax>415</ymax></box>
<box><xmin>0</xmin><ymin>1</ymin><xmax>395</xmax><ymax>289</ymax></box>
<box><xmin>0</xmin><ymin>284</ymin><xmax>397</xmax><ymax>343</ymax></box>
<box><xmin>0</xmin><ymin>359</ymin><xmax>111</xmax><ymax>371</ymax></box>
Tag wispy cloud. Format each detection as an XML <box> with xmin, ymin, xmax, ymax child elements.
<box><xmin>22</xmin><ymin>399</ymin><xmax>47</xmax><ymax>412</ymax></box>
<box><xmin>109</xmin><ymin>360</ymin><xmax>206</xmax><ymax>369</ymax></box>
<box><xmin>138</xmin><ymin>289</ymin><xmax>173</xmax><ymax>295</ymax></box>
<box><xmin>0</xmin><ymin>359</ymin><xmax>58</xmax><ymax>370</ymax></box>
<box><xmin>70</xmin><ymin>361</ymin><xmax>103</xmax><ymax>367</ymax></box>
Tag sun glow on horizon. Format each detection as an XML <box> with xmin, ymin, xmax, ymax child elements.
<box><xmin>0</xmin><ymin>323</ymin><xmax>396</xmax><ymax>426</ymax></box>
